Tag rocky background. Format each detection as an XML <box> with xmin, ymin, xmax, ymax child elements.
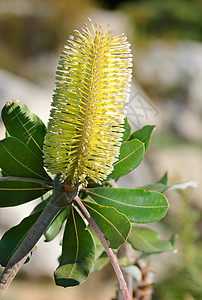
<box><xmin>0</xmin><ymin>0</ymin><xmax>202</xmax><ymax>299</ymax></box>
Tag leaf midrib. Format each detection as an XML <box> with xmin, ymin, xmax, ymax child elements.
<box><xmin>66</xmin><ymin>208</ymin><xmax>79</xmax><ymax>279</ymax></box>
<box><xmin>113</xmin><ymin>142</ymin><xmax>143</xmax><ymax>166</ymax></box>
<box><xmin>1</xmin><ymin>141</ymin><xmax>47</xmax><ymax>180</ymax></box>
<box><xmin>88</xmin><ymin>190</ymin><xmax>167</xmax><ymax>209</ymax></box>
<box><xmin>11</xmin><ymin>106</ymin><xmax>43</xmax><ymax>153</ymax></box>
<box><xmin>84</xmin><ymin>202</ymin><xmax>126</xmax><ymax>244</ymax></box>
<box><xmin>130</xmin><ymin>229</ymin><xmax>164</xmax><ymax>252</ymax></box>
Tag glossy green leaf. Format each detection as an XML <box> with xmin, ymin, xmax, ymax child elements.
<box><xmin>83</xmin><ymin>201</ymin><xmax>131</xmax><ymax>249</ymax></box>
<box><xmin>129</xmin><ymin>125</ymin><xmax>156</xmax><ymax>151</ymax></box>
<box><xmin>122</xmin><ymin>117</ymin><xmax>131</xmax><ymax>142</ymax></box>
<box><xmin>44</xmin><ymin>207</ymin><xmax>70</xmax><ymax>242</ymax></box>
<box><xmin>0</xmin><ymin>211</ymin><xmax>41</xmax><ymax>267</ymax></box>
<box><xmin>0</xmin><ymin>179</ymin><xmax>50</xmax><ymax>207</ymax></box>
<box><xmin>87</xmin><ymin>187</ymin><xmax>169</xmax><ymax>223</ymax></box>
<box><xmin>128</xmin><ymin>226</ymin><xmax>174</xmax><ymax>254</ymax></box>
<box><xmin>0</xmin><ymin>137</ymin><xmax>51</xmax><ymax>180</ymax></box>
<box><xmin>2</xmin><ymin>100</ymin><xmax>46</xmax><ymax>164</ymax></box>
<box><xmin>54</xmin><ymin>207</ymin><xmax>95</xmax><ymax>287</ymax></box>
<box><xmin>107</xmin><ymin>139</ymin><xmax>145</xmax><ymax>180</ymax></box>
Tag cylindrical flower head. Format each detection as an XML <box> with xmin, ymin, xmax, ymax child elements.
<box><xmin>43</xmin><ymin>20</ymin><xmax>132</xmax><ymax>186</ymax></box>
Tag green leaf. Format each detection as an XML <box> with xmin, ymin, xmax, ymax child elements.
<box><xmin>91</xmin><ymin>252</ymin><xmax>109</xmax><ymax>273</ymax></box>
<box><xmin>0</xmin><ymin>137</ymin><xmax>51</xmax><ymax>180</ymax></box>
<box><xmin>44</xmin><ymin>207</ymin><xmax>70</xmax><ymax>242</ymax></box>
<box><xmin>157</xmin><ymin>172</ymin><xmax>168</xmax><ymax>185</ymax></box>
<box><xmin>5</xmin><ymin>130</ymin><xmax>10</xmax><ymax>138</ymax></box>
<box><xmin>88</xmin><ymin>227</ymin><xmax>105</xmax><ymax>260</ymax></box>
<box><xmin>87</xmin><ymin>187</ymin><xmax>169</xmax><ymax>223</ymax></box>
<box><xmin>169</xmin><ymin>234</ymin><xmax>177</xmax><ymax>247</ymax></box>
<box><xmin>83</xmin><ymin>201</ymin><xmax>131</xmax><ymax>249</ymax></box>
<box><xmin>129</xmin><ymin>125</ymin><xmax>156</xmax><ymax>151</ymax></box>
<box><xmin>140</xmin><ymin>172</ymin><xmax>196</xmax><ymax>193</ymax></box>
<box><xmin>107</xmin><ymin>139</ymin><xmax>145</xmax><ymax>180</ymax></box>
<box><xmin>140</xmin><ymin>182</ymin><xmax>168</xmax><ymax>193</ymax></box>
<box><xmin>32</xmin><ymin>197</ymin><xmax>51</xmax><ymax>215</ymax></box>
<box><xmin>54</xmin><ymin>207</ymin><xmax>95</xmax><ymax>287</ymax></box>
<box><xmin>2</xmin><ymin>100</ymin><xmax>46</xmax><ymax>164</ymax></box>
<box><xmin>128</xmin><ymin>226</ymin><xmax>174</xmax><ymax>254</ymax></box>
<box><xmin>0</xmin><ymin>211</ymin><xmax>41</xmax><ymax>267</ymax></box>
<box><xmin>140</xmin><ymin>173</ymin><xmax>168</xmax><ymax>192</ymax></box>
<box><xmin>122</xmin><ymin>117</ymin><xmax>131</xmax><ymax>142</ymax></box>
<box><xmin>0</xmin><ymin>179</ymin><xmax>50</xmax><ymax>207</ymax></box>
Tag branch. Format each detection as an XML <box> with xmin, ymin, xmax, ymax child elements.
<box><xmin>0</xmin><ymin>254</ymin><xmax>30</xmax><ymax>297</ymax></box>
<box><xmin>0</xmin><ymin>183</ymin><xmax>72</xmax><ymax>297</ymax></box>
<box><xmin>73</xmin><ymin>196</ymin><xmax>131</xmax><ymax>300</ymax></box>
<box><xmin>0</xmin><ymin>176</ymin><xmax>54</xmax><ymax>188</ymax></box>
<box><xmin>116</xmin><ymin>244</ymin><xmax>134</xmax><ymax>300</ymax></box>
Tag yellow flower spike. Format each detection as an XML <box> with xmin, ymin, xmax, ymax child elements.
<box><xmin>43</xmin><ymin>19</ymin><xmax>132</xmax><ymax>186</ymax></box>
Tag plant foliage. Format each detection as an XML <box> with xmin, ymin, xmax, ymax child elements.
<box><xmin>0</xmin><ymin>100</ymin><xmax>173</xmax><ymax>288</ymax></box>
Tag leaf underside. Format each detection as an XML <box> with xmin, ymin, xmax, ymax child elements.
<box><xmin>128</xmin><ymin>226</ymin><xmax>174</xmax><ymax>254</ymax></box>
<box><xmin>44</xmin><ymin>207</ymin><xmax>70</xmax><ymax>242</ymax></box>
<box><xmin>54</xmin><ymin>207</ymin><xmax>95</xmax><ymax>287</ymax></box>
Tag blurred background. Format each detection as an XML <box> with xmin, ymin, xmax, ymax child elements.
<box><xmin>0</xmin><ymin>0</ymin><xmax>202</xmax><ymax>299</ymax></box>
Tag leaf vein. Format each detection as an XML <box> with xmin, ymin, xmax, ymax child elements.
<box><xmin>113</xmin><ymin>144</ymin><xmax>143</xmax><ymax>166</ymax></box>
<box><xmin>131</xmin><ymin>230</ymin><xmax>161</xmax><ymax>252</ymax></box>
<box><xmin>11</xmin><ymin>107</ymin><xmax>43</xmax><ymax>153</ymax></box>
<box><xmin>0</xmin><ymin>142</ymin><xmax>48</xmax><ymax>180</ymax></box>
<box><xmin>88</xmin><ymin>191</ymin><xmax>167</xmax><ymax>209</ymax></box>
<box><xmin>67</xmin><ymin>208</ymin><xmax>79</xmax><ymax>279</ymax></box>
<box><xmin>84</xmin><ymin>202</ymin><xmax>126</xmax><ymax>242</ymax></box>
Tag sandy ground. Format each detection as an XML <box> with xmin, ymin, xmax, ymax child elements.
<box><xmin>1</xmin><ymin>266</ymin><xmax>117</xmax><ymax>300</ymax></box>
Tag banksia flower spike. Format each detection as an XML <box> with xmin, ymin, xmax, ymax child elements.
<box><xmin>43</xmin><ymin>19</ymin><xmax>132</xmax><ymax>186</ymax></box>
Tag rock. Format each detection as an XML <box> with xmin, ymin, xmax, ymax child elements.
<box><xmin>0</xmin><ymin>69</ymin><xmax>52</xmax><ymax>140</ymax></box>
<box><xmin>135</xmin><ymin>40</ymin><xmax>202</xmax><ymax>141</ymax></box>
<box><xmin>136</xmin><ymin>41</ymin><xmax>202</xmax><ymax>110</ymax></box>
<box><xmin>150</xmin><ymin>145</ymin><xmax>202</xmax><ymax>208</ymax></box>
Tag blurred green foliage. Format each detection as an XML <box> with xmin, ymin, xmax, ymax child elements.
<box><xmin>1</xmin><ymin>0</ymin><xmax>202</xmax><ymax>79</ymax></box>
<box><xmin>0</xmin><ymin>0</ymin><xmax>96</xmax><ymax>78</ymax></box>
<box><xmin>120</xmin><ymin>0</ymin><xmax>202</xmax><ymax>42</ymax></box>
<box><xmin>153</xmin><ymin>191</ymin><xmax>202</xmax><ymax>300</ymax></box>
<box><xmin>0</xmin><ymin>0</ymin><xmax>95</xmax><ymax>57</ymax></box>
